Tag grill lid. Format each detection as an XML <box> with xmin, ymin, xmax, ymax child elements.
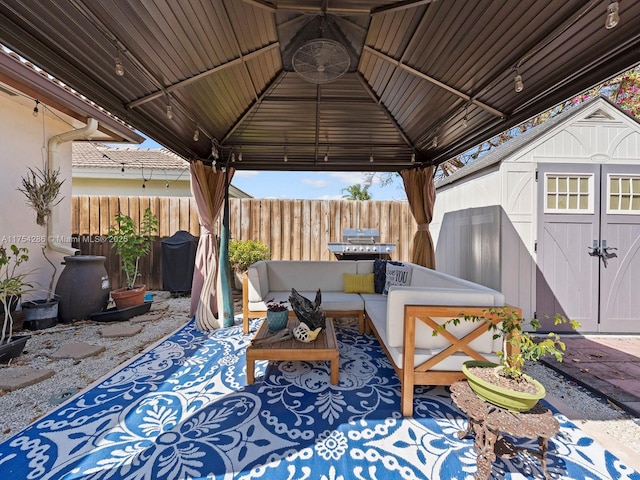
<box><xmin>342</xmin><ymin>228</ymin><xmax>379</xmax><ymax>244</ymax></box>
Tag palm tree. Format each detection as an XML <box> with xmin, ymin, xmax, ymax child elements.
<box><xmin>341</xmin><ymin>184</ymin><xmax>371</xmax><ymax>200</ymax></box>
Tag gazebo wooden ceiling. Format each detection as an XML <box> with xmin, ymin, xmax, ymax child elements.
<box><xmin>1</xmin><ymin>0</ymin><xmax>639</xmax><ymax>172</ymax></box>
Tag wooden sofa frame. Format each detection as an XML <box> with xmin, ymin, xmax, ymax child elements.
<box><xmin>365</xmin><ymin>304</ymin><xmax>520</xmax><ymax>416</ymax></box>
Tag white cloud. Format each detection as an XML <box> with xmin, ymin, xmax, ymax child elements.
<box><xmin>301</xmin><ymin>178</ymin><xmax>329</xmax><ymax>188</ymax></box>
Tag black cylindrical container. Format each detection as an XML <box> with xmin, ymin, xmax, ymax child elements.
<box><xmin>55</xmin><ymin>255</ymin><xmax>110</xmax><ymax>323</ymax></box>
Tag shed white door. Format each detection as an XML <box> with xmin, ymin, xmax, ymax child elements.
<box><xmin>537</xmin><ymin>164</ymin><xmax>640</xmax><ymax>333</ymax></box>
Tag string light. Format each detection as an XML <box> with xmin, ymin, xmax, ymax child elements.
<box><xmin>32</xmin><ymin>100</ymin><xmax>39</xmax><ymax>117</ymax></box>
<box><xmin>605</xmin><ymin>1</ymin><xmax>619</xmax><ymax>29</ymax></box>
<box><xmin>165</xmin><ymin>181</ymin><xmax>170</xmax><ymax>190</ymax></box>
<box><xmin>462</xmin><ymin>105</ymin><xmax>469</xmax><ymax>128</ymax></box>
<box><xmin>514</xmin><ymin>69</ymin><xmax>524</xmax><ymax>93</ymax></box>
<box><xmin>166</xmin><ymin>102</ymin><xmax>173</xmax><ymax>120</ymax></box>
<box><xmin>113</xmin><ymin>41</ymin><xmax>125</xmax><ymax>76</ymax></box>
<box><xmin>324</xmin><ymin>153</ymin><xmax>329</xmax><ymax>162</ymax></box>
<box><xmin>231</xmin><ymin>152</ymin><xmax>236</xmax><ymax>162</ymax></box>
<box><xmin>411</xmin><ymin>152</ymin><xmax>416</xmax><ymax>163</ymax></box>
<box><xmin>431</xmin><ymin>136</ymin><xmax>438</xmax><ymax>148</ymax></box>
<box><xmin>284</xmin><ymin>154</ymin><xmax>288</xmax><ymax>162</ymax></box>
<box><xmin>369</xmin><ymin>155</ymin><xmax>374</xmax><ymax>163</ymax></box>
<box><xmin>211</xmin><ymin>140</ymin><xmax>219</xmax><ymax>159</ymax></box>
<box><xmin>120</xmin><ymin>163</ymin><xmax>125</xmax><ymax>175</ymax></box>
<box><xmin>193</xmin><ymin>127</ymin><xmax>199</xmax><ymax>142</ymax></box>
<box><xmin>238</xmin><ymin>151</ymin><xmax>243</xmax><ymax>161</ymax></box>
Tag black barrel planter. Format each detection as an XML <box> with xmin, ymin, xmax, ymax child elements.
<box><xmin>22</xmin><ymin>299</ymin><xmax>58</xmax><ymax>330</ymax></box>
<box><xmin>55</xmin><ymin>255</ymin><xmax>110</xmax><ymax>323</ymax></box>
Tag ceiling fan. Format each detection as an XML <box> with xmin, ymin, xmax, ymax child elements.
<box><xmin>292</xmin><ymin>38</ymin><xmax>350</xmax><ymax>84</ymax></box>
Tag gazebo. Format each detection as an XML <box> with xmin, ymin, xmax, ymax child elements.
<box><xmin>1</xmin><ymin>0</ymin><xmax>639</xmax><ymax>327</ymax></box>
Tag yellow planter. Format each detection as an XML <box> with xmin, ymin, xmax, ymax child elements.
<box><xmin>462</xmin><ymin>360</ymin><xmax>546</xmax><ymax>412</ymax></box>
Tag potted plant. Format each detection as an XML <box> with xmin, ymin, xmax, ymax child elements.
<box><xmin>265</xmin><ymin>299</ymin><xmax>289</xmax><ymax>332</ymax></box>
<box><xmin>107</xmin><ymin>208</ymin><xmax>158</xmax><ymax>309</ymax></box>
<box><xmin>0</xmin><ymin>244</ymin><xmax>33</xmax><ymax>362</ymax></box>
<box><xmin>228</xmin><ymin>239</ymin><xmax>270</xmax><ymax>290</ymax></box>
<box><xmin>18</xmin><ymin>166</ymin><xmax>64</xmax><ymax>330</ymax></box>
<box><xmin>439</xmin><ymin>306</ymin><xmax>580</xmax><ymax>412</ymax></box>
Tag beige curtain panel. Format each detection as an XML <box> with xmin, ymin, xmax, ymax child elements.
<box><xmin>189</xmin><ymin>161</ymin><xmax>234</xmax><ymax>331</ymax></box>
<box><xmin>400</xmin><ymin>165</ymin><xmax>436</xmax><ymax>269</ymax></box>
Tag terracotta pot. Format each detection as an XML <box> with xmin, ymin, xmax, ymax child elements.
<box><xmin>462</xmin><ymin>360</ymin><xmax>546</xmax><ymax>412</ymax></box>
<box><xmin>111</xmin><ymin>285</ymin><xmax>146</xmax><ymax>310</ymax></box>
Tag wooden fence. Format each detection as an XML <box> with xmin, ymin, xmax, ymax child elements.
<box><xmin>71</xmin><ymin>196</ymin><xmax>416</xmax><ymax>290</ymax></box>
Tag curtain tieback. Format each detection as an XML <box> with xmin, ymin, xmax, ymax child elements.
<box><xmin>417</xmin><ymin>223</ymin><xmax>429</xmax><ymax>232</ymax></box>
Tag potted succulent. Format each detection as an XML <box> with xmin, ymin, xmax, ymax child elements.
<box><xmin>18</xmin><ymin>166</ymin><xmax>64</xmax><ymax>330</ymax></box>
<box><xmin>0</xmin><ymin>244</ymin><xmax>33</xmax><ymax>362</ymax></box>
<box><xmin>265</xmin><ymin>299</ymin><xmax>289</xmax><ymax>332</ymax></box>
<box><xmin>107</xmin><ymin>208</ymin><xmax>158</xmax><ymax>309</ymax></box>
<box><xmin>439</xmin><ymin>306</ymin><xmax>581</xmax><ymax>412</ymax></box>
<box><xmin>228</xmin><ymin>239</ymin><xmax>270</xmax><ymax>290</ymax></box>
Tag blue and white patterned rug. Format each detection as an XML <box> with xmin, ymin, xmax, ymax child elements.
<box><xmin>1</xmin><ymin>317</ymin><xmax>638</xmax><ymax>480</ymax></box>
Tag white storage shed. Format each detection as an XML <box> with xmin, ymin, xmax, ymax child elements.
<box><xmin>432</xmin><ymin>97</ymin><xmax>640</xmax><ymax>333</ymax></box>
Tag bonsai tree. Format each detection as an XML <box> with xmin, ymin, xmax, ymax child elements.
<box><xmin>17</xmin><ymin>166</ymin><xmax>64</xmax><ymax>302</ymax></box>
<box><xmin>0</xmin><ymin>244</ymin><xmax>32</xmax><ymax>344</ymax></box>
<box><xmin>438</xmin><ymin>306</ymin><xmax>581</xmax><ymax>381</ymax></box>
<box><xmin>228</xmin><ymin>239</ymin><xmax>270</xmax><ymax>272</ymax></box>
<box><xmin>108</xmin><ymin>208</ymin><xmax>159</xmax><ymax>289</ymax></box>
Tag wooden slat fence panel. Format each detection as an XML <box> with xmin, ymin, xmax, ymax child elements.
<box><xmin>72</xmin><ymin>196</ymin><xmax>417</xmax><ymax>290</ymax></box>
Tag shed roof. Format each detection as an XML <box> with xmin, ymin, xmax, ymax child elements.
<box><xmin>1</xmin><ymin>1</ymin><xmax>639</xmax><ymax>172</ymax></box>
<box><xmin>435</xmin><ymin>96</ymin><xmax>640</xmax><ymax>188</ymax></box>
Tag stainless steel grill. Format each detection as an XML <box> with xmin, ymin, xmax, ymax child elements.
<box><xmin>327</xmin><ymin>228</ymin><xmax>395</xmax><ymax>259</ymax></box>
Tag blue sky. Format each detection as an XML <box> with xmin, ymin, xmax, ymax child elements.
<box><xmin>138</xmin><ymin>137</ymin><xmax>407</xmax><ymax>201</ymax></box>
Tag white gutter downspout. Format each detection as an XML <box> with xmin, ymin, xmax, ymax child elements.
<box><xmin>47</xmin><ymin>118</ymin><xmax>99</xmax><ymax>256</ymax></box>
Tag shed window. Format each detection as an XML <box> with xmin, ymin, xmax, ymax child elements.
<box><xmin>545</xmin><ymin>174</ymin><xmax>592</xmax><ymax>213</ymax></box>
<box><xmin>608</xmin><ymin>175</ymin><xmax>640</xmax><ymax>213</ymax></box>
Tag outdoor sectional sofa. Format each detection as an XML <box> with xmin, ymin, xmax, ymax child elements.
<box><xmin>242</xmin><ymin>260</ymin><xmax>507</xmax><ymax>416</ymax></box>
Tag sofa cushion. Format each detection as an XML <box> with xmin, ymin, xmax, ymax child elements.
<box><xmin>343</xmin><ymin>273</ymin><xmax>375</xmax><ymax>293</ymax></box>
<box><xmin>249</xmin><ymin>290</ymin><xmax>364</xmax><ymax>313</ymax></box>
<box><xmin>385</xmin><ymin>287</ymin><xmax>504</xmax><ymax>351</ymax></box>
<box><xmin>265</xmin><ymin>261</ymin><xmax>358</xmax><ymax>292</ymax></box>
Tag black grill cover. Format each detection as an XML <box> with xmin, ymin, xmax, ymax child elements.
<box><xmin>161</xmin><ymin>230</ymin><xmax>198</xmax><ymax>293</ymax></box>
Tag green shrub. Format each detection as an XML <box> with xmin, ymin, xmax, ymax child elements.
<box><xmin>228</xmin><ymin>240</ymin><xmax>270</xmax><ymax>272</ymax></box>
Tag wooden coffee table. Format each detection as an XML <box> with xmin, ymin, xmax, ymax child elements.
<box><xmin>245</xmin><ymin>317</ymin><xmax>339</xmax><ymax>385</ymax></box>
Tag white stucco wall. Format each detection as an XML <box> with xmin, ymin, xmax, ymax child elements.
<box><xmin>72</xmin><ymin>176</ymin><xmax>192</xmax><ymax>197</ymax></box>
<box><xmin>0</xmin><ymin>94</ymin><xmax>76</xmax><ymax>301</ymax></box>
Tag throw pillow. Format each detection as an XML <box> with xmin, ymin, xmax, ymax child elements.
<box><xmin>383</xmin><ymin>263</ymin><xmax>412</xmax><ymax>295</ymax></box>
<box><xmin>373</xmin><ymin>259</ymin><xmax>403</xmax><ymax>294</ymax></box>
<box><xmin>343</xmin><ymin>273</ymin><xmax>375</xmax><ymax>294</ymax></box>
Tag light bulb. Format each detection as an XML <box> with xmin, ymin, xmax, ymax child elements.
<box><xmin>142</xmin><ymin>182</ymin><xmax>146</xmax><ymax>189</ymax></box>
<box><xmin>165</xmin><ymin>181</ymin><xmax>169</xmax><ymax>190</ymax></box>
<box><xmin>231</xmin><ymin>152</ymin><xmax>236</xmax><ymax>162</ymax></box>
<box><xmin>462</xmin><ymin>116</ymin><xmax>468</xmax><ymax>128</ymax></box>
<box><xmin>324</xmin><ymin>153</ymin><xmax>329</xmax><ymax>162</ymax></box>
<box><xmin>411</xmin><ymin>152</ymin><xmax>416</xmax><ymax>163</ymax></box>
<box><xmin>32</xmin><ymin>100</ymin><xmax>39</xmax><ymax>117</ymax></box>
<box><xmin>284</xmin><ymin>154</ymin><xmax>288</xmax><ymax>162</ymax></box>
<box><xmin>121</xmin><ymin>164</ymin><xmax>125</xmax><ymax>175</ymax></box>
<box><xmin>166</xmin><ymin>103</ymin><xmax>173</xmax><ymax>120</ymax></box>
<box><xmin>114</xmin><ymin>57</ymin><xmax>125</xmax><ymax>76</ymax></box>
<box><xmin>514</xmin><ymin>74</ymin><xmax>524</xmax><ymax>93</ymax></box>
<box><xmin>431</xmin><ymin>137</ymin><xmax>438</xmax><ymax>148</ymax></box>
<box><xmin>238</xmin><ymin>152</ymin><xmax>243</xmax><ymax>161</ymax></box>
<box><xmin>193</xmin><ymin>128</ymin><xmax>199</xmax><ymax>142</ymax></box>
<box><xmin>369</xmin><ymin>155</ymin><xmax>374</xmax><ymax>163</ymax></box>
<box><xmin>606</xmin><ymin>1</ymin><xmax>619</xmax><ymax>29</ymax></box>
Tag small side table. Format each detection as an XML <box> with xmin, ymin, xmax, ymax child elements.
<box><xmin>450</xmin><ymin>381</ymin><xmax>559</xmax><ymax>480</ymax></box>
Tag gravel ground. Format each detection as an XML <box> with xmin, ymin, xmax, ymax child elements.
<box><xmin>1</xmin><ymin>297</ymin><xmax>639</xmax><ymax>470</ymax></box>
